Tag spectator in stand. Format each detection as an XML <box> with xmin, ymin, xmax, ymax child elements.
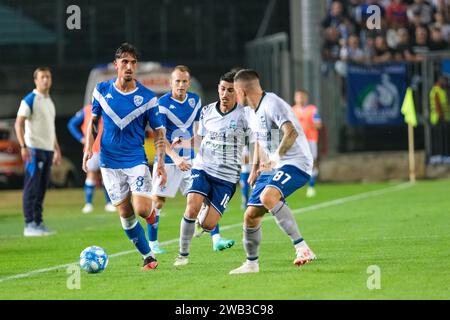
<box><xmin>395</xmin><ymin>28</ymin><xmax>424</xmax><ymax>61</ymax></box>
<box><xmin>373</xmin><ymin>36</ymin><xmax>394</xmax><ymax>62</ymax></box>
<box><xmin>362</xmin><ymin>35</ymin><xmax>376</xmax><ymax>62</ymax></box>
<box><xmin>430</xmin><ymin>26</ymin><xmax>449</xmax><ymax>50</ymax></box>
<box><xmin>322</xmin><ymin>27</ymin><xmax>342</xmax><ymax>62</ymax></box>
<box><xmin>431</xmin><ymin>0</ymin><xmax>450</xmax><ymax>20</ymax></box>
<box><xmin>340</xmin><ymin>34</ymin><xmax>367</xmax><ymax>62</ymax></box>
<box><xmin>407</xmin><ymin>0</ymin><xmax>435</xmax><ymax>25</ymax></box>
<box><xmin>386</xmin><ymin>0</ymin><xmax>409</xmax><ymax>29</ymax></box>
<box><xmin>433</xmin><ymin>11</ymin><xmax>450</xmax><ymax>41</ymax></box>
<box><xmin>322</xmin><ymin>1</ymin><xmax>356</xmax><ymax>40</ymax></box>
<box><xmin>412</xmin><ymin>25</ymin><xmax>431</xmax><ymax>54</ymax></box>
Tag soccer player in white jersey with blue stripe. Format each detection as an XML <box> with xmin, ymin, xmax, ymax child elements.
<box><xmin>82</xmin><ymin>43</ymin><xmax>167</xmax><ymax>271</ymax></box>
<box><xmin>150</xmin><ymin>66</ymin><xmax>235</xmax><ymax>253</ymax></box>
<box><xmin>174</xmin><ymin>71</ymin><xmax>250</xmax><ymax>266</ymax></box>
<box><xmin>229</xmin><ymin>69</ymin><xmax>316</xmax><ymax>274</ymax></box>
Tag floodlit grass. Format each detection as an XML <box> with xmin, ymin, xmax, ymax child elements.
<box><xmin>0</xmin><ymin>180</ymin><xmax>449</xmax><ymax>299</ymax></box>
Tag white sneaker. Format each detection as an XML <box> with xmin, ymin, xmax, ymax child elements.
<box><xmin>82</xmin><ymin>203</ymin><xmax>94</xmax><ymax>214</ymax></box>
<box><xmin>23</xmin><ymin>222</ymin><xmax>44</xmax><ymax>237</ymax></box>
<box><xmin>293</xmin><ymin>245</ymin><xmax>316</xmax><ymax>266</ymax></box>
<box><xmin>306</xmin><ymin>187</ymin><xmax>316</xmax><ymax>198</ymax></box>
<box><xmin>35</xmin><ymin>223</ymin><xmax>56</xmax><ymax>236</ymax></box>
<box><xmin>173</xmin><ymin>255</ymin><xmax>189</xmax><ymax>266</ymax></box>
<box><xmin>104</xmin><ymin>203</ymin><xmax>116</xmax><ymax>212</ymax></box>
<box><xmin>229</xmin><ymin>261</ymin><xmax>259</xmax><ymax>274</ymax></box>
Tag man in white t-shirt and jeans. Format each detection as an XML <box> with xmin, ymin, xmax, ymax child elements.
<box><xmin>15</xmin><ymin>67</ymin><xmax>62</xmax><ymax>237</ymax></box>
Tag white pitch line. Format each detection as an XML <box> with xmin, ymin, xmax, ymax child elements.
<box><xmin>0</xmin><ymin>182</ymin><xmax>413</xmax><ymax>284</ymax></box>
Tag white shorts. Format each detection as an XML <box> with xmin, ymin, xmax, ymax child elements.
<box><xmin>87</xmin><ymin>152</ymin><xmax>100</xmax><ymax>172</ymax></box>
<box><xmin>151</xmin><ymin>163</ymin><xmax>192</xmax><ymax>198</ymax></box>
<box><xmin>100</xmin><ymin>164</ymin><xmax>153</xmax><ymax>206</ymax></box>
<box><xmin>308</xmin><ymin>141</ymin><xmax>318</xmax><ymax>160</ymax></box>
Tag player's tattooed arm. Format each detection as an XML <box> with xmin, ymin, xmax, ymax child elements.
<box><xmin>274</xmin><ymin>121</ymin><xmax>298</xmax><ymax>160</ymax></box>
<box><xmin>82</xmin><ymin>116</ymin><xmax>99</xmax><ymax>172</ymax></box>
<box><xmin>248</xmin><ymin>141</ymin><xmax>261</xmax><ymax>187</ymax></box>
<box><xmin>154</xmin><ymin>128</ymin><xmax>168</xmax><ymax>187</ymax></box>
<box><xmin>165</xmin><ymin>138</ymin><xmax>191</xmax><ymax>171</ymax></box>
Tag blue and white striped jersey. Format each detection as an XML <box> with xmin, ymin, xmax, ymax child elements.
<box><xmin>92</xmin><ymin>79</ymin><xmax>163</xmax><ymax>169</ymax></box>
<box><xmin>155</xmin><ymin>91</ymin><xmax>202</xmax><ymax>164</ymax></box>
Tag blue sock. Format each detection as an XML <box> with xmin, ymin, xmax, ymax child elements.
<box><xmin>84</xmin><ymin>180</ymin><xmax>95</xmax><ymax>204</ymax></box>
<box><xmin>148</xmin><ymin>212</ymin><xmax>159</xmax><ymax>242</ymax></box>
<box><xmin>309</xmin><ymin>175</ymin><xmax>316</xmax><ymax>188</ymax></box>
<box><xmin>103</xmin><ymin>186</ymin><xmax>111</xmax><ymax>203</ymax></box>
<box><xmin>210</xmin><ymin>224</ymin><xmax>220</xmax><ymax>237</ymax></box>
<box><xmin>121</xmin><ymin>216</ymin><xmax>152</xmax><ymax>257</ymax></box>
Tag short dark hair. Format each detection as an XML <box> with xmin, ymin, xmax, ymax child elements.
<box><xmin>234</xmin><ymin>69</ymin><xmax>260</xmax><ymax>82</ymax></box>
<box><xmin>220</xmin><ymin>71</ymin><xmax>236</xmax><ymax>83</ymax></box>
<box><xmin>115</xmin><ymin>42</ymin><xmax>139</xmax><ymax>60</ymax></box>
<box><xmin>33</xmin><ymin>67</ymin><xmax>51</xmax><ymax>79</ymax></box>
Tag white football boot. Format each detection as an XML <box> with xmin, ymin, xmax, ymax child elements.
<box><xmin>293</xmin><ymin>243</ymin><xmax>316</xmax><ymax>266</ymax></box>
<box><xmin>82</xmin><ymin>203</ymin><xmax>94</xmax><ymax>214</ymax></box>
<box><xmin>229</xmin><ymin>260</ymin><xmax>259</xmax><ymax>274</ymax></box>
<box><xmin>173</xmin><ymin>255</ymin><xmax>189</xmax><ymax>266</ymax></box>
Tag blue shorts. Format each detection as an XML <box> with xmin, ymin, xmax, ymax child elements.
<box><xmin>188</xmin><ymin>169</ymin><xmax>237</xmax><ymax>215</ymax></box>
<box><xmin>247</xmin><ymin>165</ymin><xmax>310</xmax><ymax>207</ymax></box>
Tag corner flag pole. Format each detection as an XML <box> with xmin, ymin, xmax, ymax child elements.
<box><xmin>408</xmin><ymin>123</ymin><xmax>416</xmax><ymax>183</ymax></box>
<box><xmin>401</xmin><ymin>87</ymin><xmax>418</xmax><ymax>183</ymax></box>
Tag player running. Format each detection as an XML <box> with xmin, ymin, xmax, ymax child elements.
<box><xmin>174</xmin><ymin>71</ymin><xmax>249</xmax><ymax>266</ymax></box>
<box><xmin>67</xmin><ymin>105</ymin><xmax>116</xmax><ymax>213</ymax></box>
<box><xmin>229</xmin><ymin>69</ymin><xmax>316</xmax><ymax>274</ymax></box>
<box><xmin>150</xmin><ymin>65</ymin><xmax>235</xmax><ymax>254</ymax></box>
<box><xmin>292</xmin><ymin>89</ymin><xmax>322</xmax><ymax>198</ymax></box>
<box><xmin>82</xmin><ymin>43</ymin><xmax>167</xmax><ymax>271</ymax></box>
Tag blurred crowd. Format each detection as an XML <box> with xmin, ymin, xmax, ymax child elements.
<box><xmin>322</xmin><ymin>0</ymin><xmax>450</xmax><ymax>65</ymax></box>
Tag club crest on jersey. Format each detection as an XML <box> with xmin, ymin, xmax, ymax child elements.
<box><xmin>260</xmin><ymin>115</ymin><xmax>267</xmax><ymax>125</ymax></box>
<box><xmin>188</xmin><ymin>98</ymin><xmax>196</xmax><ymax>108</ymax></box>
<box><xmin>134</xmin><ymin>95</ymin><xmax>144</xmax><ymax>107</ymax></box>
<box><xmin>229</xmin><ymin>120</ymin><xmax>237</xmax><ymax>130</ymax></box>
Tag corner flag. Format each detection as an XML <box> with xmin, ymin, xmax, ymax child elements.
<box><xmin>401</xmin><ymin>87</ymin><xmax>417</xmax><ymax>127</ymax></box>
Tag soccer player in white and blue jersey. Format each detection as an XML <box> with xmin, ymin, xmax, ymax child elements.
<box><xmin>82</xmin><ymin>43</ymin><xmax>167</xmax><ymax>271</ymax></box>
<box><xmin>229</xmin><ymin>69</ymin><xmax>316</xmax><ymax>274</ymax></box>
<box><xmin>150</xmin><ymin>66</ymin><xmax>235</xmax><ymax>253</ymax></box>
<box><xmin>174</xmin><ymin>71</ymin><xmax>249</xmax><ymax>266</ymax></box>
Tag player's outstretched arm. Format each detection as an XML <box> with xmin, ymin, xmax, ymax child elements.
<box><xmin>82</xmin><ymin>116</ymin><xmax>98</xmax><ymax>173</ymax></box>
<box><xmin>154</xmin><ymin>128</ymin><xmax>168</xmax><ymax>187</ymax></box>
<box><xmin>165</xmin><ymin>138</ymin><xmax>191</xmax><ymax>171</ymax></box>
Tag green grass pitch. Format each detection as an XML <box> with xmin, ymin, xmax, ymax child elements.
<box><xmin>0</xmin><ymin>179</ymin><xmax>449</xmax><ymax>300</ymax></box>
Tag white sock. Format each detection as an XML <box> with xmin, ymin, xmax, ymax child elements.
<box><xmin>212</xmin><ymin>234</ymin><xmax>221</xmax><ymax>245</ymax></box>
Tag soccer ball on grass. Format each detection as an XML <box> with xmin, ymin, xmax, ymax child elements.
<box><xmin>79</xmin><ymin>246</ymin><xmax>108</xmax><ymax>273</ymax></box>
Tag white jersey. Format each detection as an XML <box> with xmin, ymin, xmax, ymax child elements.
<box><xmin>193</xmin><ymin>102</ymin><xmax>250</xmax><ymax>183</ymax></box>
<box><xmin>248</xmin><ymin>92</ymin><xmax>313</xmax><ymax>175</ymax></box>
<box><xmin>17</xmin><ymin>89</ymin><xmax>56</xmax><ymax>151</ymax></box>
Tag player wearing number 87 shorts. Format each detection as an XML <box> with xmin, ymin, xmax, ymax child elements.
<box><xmin>229</xmin><ymin>69</ymin><xmax>316</xmax><ymax>274</ymax></box>
<box><xmin>173</xmin><ymin>71</ymin><xmax>250</xmax><ymax>266</ymax></box>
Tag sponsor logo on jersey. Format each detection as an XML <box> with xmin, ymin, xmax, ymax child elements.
<box><xmin>169</xmin><ymin>104</ymin><xmax>176</xmax><ymax>110</ymax></box>
<box><xmin>105</xmin><ymin>93</ymin><xmax>113</xmax><ymax>99</ymax></box>
<box><xmin>134</xmin><ymin>95</ymin><xmax>144</xmax><ymax>107</ymax></box>
<box><xmin>188</xmin><ymin>98</ymin><xmax>196</xmax><ymax>108</ymax></box>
